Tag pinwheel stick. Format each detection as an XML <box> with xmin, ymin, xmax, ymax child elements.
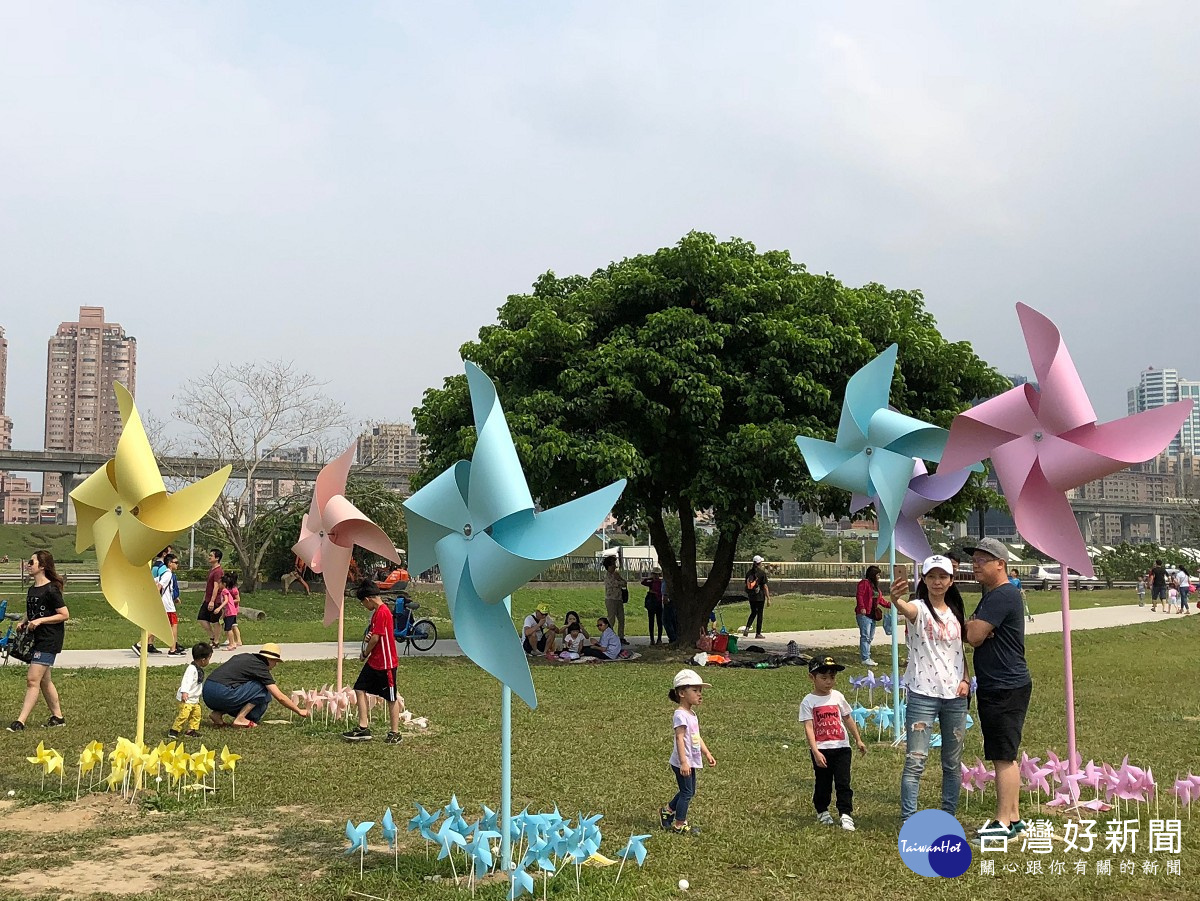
<box><xmin>888</xmin><ymin>552</ymin><xmax>902</xmax><ymax>743</ymax></box>
<box><xmin>501</xmin><ymin>683</ymin><xmax>512</xmax><ymax>871</ymax></box>
<box><xmin>337</xmin><ymin>604</ymin><xmax>346</xmax><ymax>693</ymax></box>
<box><xmin>1059</xmin><ymin>571</ymin><xmax>1079</xmax><ymax>770</ymax></box>
<box><xmin>135</xmin><ymin>630</ymin><xmax>150</xmax><ymax>747</ymax></box>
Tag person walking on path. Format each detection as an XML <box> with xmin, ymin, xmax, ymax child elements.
<box><xmin>602</xmin><ymin>554</ymin><xmax>628</xmax><ymax>645</ymax></box>
<box><xmin>342</xmin><ymin>583</ymin><xmax>404</xmax><ymax>744</ymax></box>
<box><xmin>1176</xmin><ymin>566</ymin><xmax>1192</xmax><ymax>615</ymax></box>
<box><xmin>642</xmin><ymin>565</ymin><xmax>666</xmax><ymax>645</ymax></box>
<box><xmin>741</xmin><ymin>555</ymin><xmax>771</xmax><ymax>639</ymax></box>
<box><xmin>891</xmin><ymin>556</ymin><xmax>970</xmax><ymax>825</ymax></box>
<box><xmin>964</xmin><ymin>538</ymin><xmax>1032</xmax><ymax>843</ymax></box>
<box><xmin>1149</xmin><ymin>560</ymin><xmax>1169</xmax><ymax>612</ymax></box>
<box><xmin>197</xmin><ymin>549</ymin><xmax>225</xmax><ymax>648</ymax></box>
<box><xmin>8</xmin><ymin>551</ymin><xmax>70</xmax><ymax>732</ymax></box>
<box><xmin>854</xmin><ymin>565</ymin><xmax>889</xmax><ymax>666</ymax></box>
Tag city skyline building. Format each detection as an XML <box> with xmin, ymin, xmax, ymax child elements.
<box><xmin>0</xmin><ymin>325</ymin><xmax>10</xmax><ymax>452</ymax></box>
<box><xmin>357</xmin><ymin>422</ymin><xmax>424</xmax><ymax>469</ymax></box>
<box><xmin>1127</xmin><ymin>366</ymin><xmax>1200</xmax><ymax>457</ymax></box>
<box><xmin>42</xmin><ymin>306</ymin><xmax>137</xmax><ymax>502</ymax></box>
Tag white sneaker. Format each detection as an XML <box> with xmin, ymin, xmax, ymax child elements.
<box><xmin>841</xmin><ymin>814</ymin><xmax>855</xmax><ymax>832</ymax></box>
<box><xmin>817</xmin><ymin>811</ymin><xmax>834</xmax><ymax>826</ymax></box>
<box><xmin>862</xmin><ymin>658</ymin><xmax>878</xmax><ymax>667</ymax></box>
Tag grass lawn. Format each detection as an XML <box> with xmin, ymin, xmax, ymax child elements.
<box><xmin>0</xmin><ymin>614</ymin><xmax>1197</xmax><ymax>899</ymax></box>
<box><xmin>21</xmin><ymin>583</ymin><xmax>1147</xmax><ymax>651</ymax></box>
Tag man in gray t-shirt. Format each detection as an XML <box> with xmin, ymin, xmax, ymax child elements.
<box><xmin>964</xmin><ymin>538</ymin><xmax>1033</xmax><ymax>843</ymax></box>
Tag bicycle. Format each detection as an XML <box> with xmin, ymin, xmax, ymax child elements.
<box><xmin>391</xmin><ymin>595</ymin><xmax>438</xmax><ymax>654</ymax></box>
<box><xmin>0</xmin><ymin>600</ymin><xmax>24</xmax><ymax>665</ymax></box>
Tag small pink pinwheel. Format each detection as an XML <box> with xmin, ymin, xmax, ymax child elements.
<box><xmin>1171</xmin><ymin>777</ymin><xmax>1195</xmax><ymax>808</ymax></box>
<box><xmin>961</xmin><ymin>763</ymin><xmax>975</xmax><ymax>793</ymax></box>
<box><xmin>851</xmin><ymin>459</ymin><xmax>977</xmax><ymax>562</ymax></box>
<box><xmin>294</xmin><ymin>444</ymin><xmax>401</xmax><ymax>627</ymax></box>
<box><xmin>972</xmin><ymin>760</ymin><xmax>996</xmax><ymax>788</ymax></box>
<box><xmin>941</xmin><ymin>303</ymin><xmax>1194</xmax><ymax>578</ymax></box>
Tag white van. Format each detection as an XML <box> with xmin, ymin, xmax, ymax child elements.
<box><xmin>1028</xmin><ymin>564</ymin><xmax>1099</xmax><ymax>591</ymax></box>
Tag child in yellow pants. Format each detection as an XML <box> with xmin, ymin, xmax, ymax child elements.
<box><xmin>169</xmin><ymin>642</ymin><xmax>212</xmax><ymax>738</ymax></box>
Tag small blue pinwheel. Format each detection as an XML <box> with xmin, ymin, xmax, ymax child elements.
<box><xmin>436</xmin><ymin>819</ymin><xmax>467</xmax><ymax>860</ymax></box>
<box><xmin>850</xmin><ymin>703</ymin><xmax>871</xmax><ymax>728</ymax></box>
<box><xmin>795</xmin><ymin>344</ymin><xmax>951</xmax><ymax>553</ymax></box>
<box><xmin>522</xmin><ymin>837</ymin><xmax>558</xmax><ymax>873</ymax></box>
<box><xmin>509</xmin><ymin>865</ymin><xmax>535</xmax><ymax>900</ymax></box>
<box><xmin>965</xmin><ymin>713</ymin><xmax>975</xmax><ymax>731</ymax></box>
<box><xmin>466</xmin><ymin>828</ymin><xmax>501</xmax><ymax>877</ymax></box>
<box><xmin>408</xmin><ymin>802</ymin><xmax>437</xmax><ymax>833</ymax></box>
<box><xmin>380</xmin><ymin>808</ymin><xmax>397</xmax><ymax>850</ymax></box>
<box><xmin>403</xmin><ymin>362</ymin><xmax>626</xmax><ymax>709</ymax></box>
<box><xmin>879</xmin><ymin>674</ymin><xmax>893</xmax><ymax>693</ymax></box>
<box><xmin>345</xmin><ymin>819</ymin><xmax>375</xmax><ymax>855</ymax></box>
<box><xmin>480</xmin><ymin>803</ymin><xmax>500</xmax><ymax>833</ymax></box>
<box><xmin>875</xmin><ymin>705</ymin><xmax>895</xmax><ymax>739</ymax></box>
<box><xmin>619</xmin><ymin>833</ymin><xmax>651</xmax><ymax>866</ymax></box>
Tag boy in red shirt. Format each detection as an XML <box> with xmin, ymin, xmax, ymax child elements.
<box><xmin>342</xmin><ymin>582</ymin><xmax>403</xmax><ymax>744</ymax></box>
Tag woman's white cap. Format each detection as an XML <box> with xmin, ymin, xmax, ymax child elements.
<box><xmin>922</xmin><ymin>554</ymin><xmax>955</xmax><ymax>576</ymax></box>
<box><xmin>673</xmin><ymin>668</ymin><xmax>712</xmax><ymax>689</ymax></box>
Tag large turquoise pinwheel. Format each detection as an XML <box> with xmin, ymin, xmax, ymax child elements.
<box><xmin>402</xmin><ymin>362</ymin><xmax>626</xmax><ymax>710</ymax></box>
<box><xmin>795</xmin><ymin>344</ymin><xmax>951</xmax><ymax>550</ymax></box>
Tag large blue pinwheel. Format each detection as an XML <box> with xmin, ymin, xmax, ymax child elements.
<box><xmin>403</xmin><ymin>362</ymin><xmax>626</xmax><ymax>709</ymax></box>
<box><xmin>795</xmin><ymin>344</ymin><xmax>950</xmax><ymax>548</ymax></box>
<box><xmin>403</xmin><ymin>361</ymin><xmax>625</xmax><ymax>878</ymax></box>
<box><xmin>796</xmin><ymin>344</ymin><xmax>950</xmax><ymax>742</ymax></box>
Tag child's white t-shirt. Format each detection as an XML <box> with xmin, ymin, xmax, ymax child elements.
<box><xmin>799</xmin><ymin>689</ymin><xmax>851</xmax><ymax>750</ymax></box>
<box><xmin>562</xmin><ymin>632</ymin><xmax>584</xmax><ymax>654</ymax></box>
<box><xmin>177</xmin><ymin>663</ymin><xmax>203</xmax><ymax>702</ymax></box>
<box><xmin>669</xmin><ymin>708</ymin><xmax>703</xmax><ymax>769</ymax></box>
<box><xmin>904</xmin><ymin>603</ymin><xmax>965</xmax><ymax>699</ymax></box>
<box><xmin>157</xmin><ymin>569</ymin><xmax>176</xmax><ymax>614</ymax></box>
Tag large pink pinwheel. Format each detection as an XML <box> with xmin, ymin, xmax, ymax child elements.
<box><xmin>941</xmin><ymin>302</ymin><xmax>1193</xmax><ymax>773</ymax></box>
<box><xmin>293</xmin><ymin>444</ymin><xmax>400</xmax><ymax>689</ymax></box>
<box><xmin>941</xmin><ymin>303</ymin><xmax>1192</xmax><ymax>577</ymax></box>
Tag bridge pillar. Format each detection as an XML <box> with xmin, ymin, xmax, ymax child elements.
<box><xmin>1120</xmin><ymin>514</ymin><xmax>1133</xmax><ymax>543</ymax></box>
<box><xmin>1152</xmin><ymin>515</ymin><xmax>1163</xmax><ymax>544</ymax></box>
<box><xmin>1075</xmin><ymin>512</ymin><xmax>1094</xmax><ymax>546</ymax></box>
<box><xmin>57</xmin><ymin>473</ymin><xmax>87</xmax><ymax>525</ymax></box>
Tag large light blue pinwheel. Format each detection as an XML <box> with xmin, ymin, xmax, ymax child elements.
<box><xmin>795</xmin><ymin>344</ymin><xmax>950</xmax><ymax>548</ymax></box>
<box><xmin>403</xmin><ymin>362</ymin><xmax>626</xmax><ymax>710</ymax></box>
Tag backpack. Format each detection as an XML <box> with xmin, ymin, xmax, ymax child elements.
<box><xmin>745</xmin><ymin>568</ymin><xmax>759</xmax><ymax>597</ymax></box>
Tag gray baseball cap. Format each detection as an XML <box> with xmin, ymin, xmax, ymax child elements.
<box><xmin>963</xmin><ymin>537</ymin><xmax>1010</xmax><ymax>561</ymax></box>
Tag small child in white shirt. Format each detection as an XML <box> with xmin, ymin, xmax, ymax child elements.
<box><xmin>169</xmin><ymin>642</ymin><xmax>213</xmax><ymax>738</ymax></box>
<box><xmin>800</xmin><ymin>655</ymin><xmax>867</xmax><ymax>831</ymax></box>
<box><xmin>559</xmin><ymin>622</ymin><xmax>585</xmax><ymax>660</ymax></box>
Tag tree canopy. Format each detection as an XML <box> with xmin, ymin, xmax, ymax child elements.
<box><xmin>413</xmin><ymin>232</ymin><xmax>1009</xmax><ymax>639</ymax></box>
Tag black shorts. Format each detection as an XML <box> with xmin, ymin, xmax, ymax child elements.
<box><xmin>353</xmin><ymin>664</ymin><xmax>397</xmax><ymax>702</ymax></box>
<box><xmin>523</xmin><ymin>634</ymin><xmax>548</xmax><ymax>654</ymax></box>
<box><xmin>976</xmin><ymin>682</ymin><xmax>1033</xmax><ymax>762</ymax></box>
<box><xmin>1152</xmin><ymin>586</ymin><xmax>1168</xmax><ymax>601</ymax></box>
<box><xmin>198</xmin><ymin>604</ymin><xmax>221</xmax><ymax>624</ymax></box>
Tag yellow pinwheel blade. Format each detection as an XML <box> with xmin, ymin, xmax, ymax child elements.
<box><xmin>111</xmin><ymin>383</ymin><xmax>167</xmax><ymax>505</ymax></box>
<box><xmin>95</xmin><ymin>516</ymin><xmax>172</xmax><ymax>640</ymax></box>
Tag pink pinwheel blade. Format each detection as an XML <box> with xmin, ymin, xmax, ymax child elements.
<box><xmin>314</xmin><ymin>445</ymin><xmax>356</xmax><ymax>515</ymax></box>
<box><xmin>1016</xmin><ymin>303</ymin><xmax>1096</xmax><ymax>434</ymax></box>
<box><xmin>321</xmin><ymin>543</ymin><xmax>353</xmax><ymax>626</ymax></box>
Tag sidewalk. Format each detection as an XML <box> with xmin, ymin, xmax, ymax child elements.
<box><xmin>49</xmin><ymin>604</ymin><xmax>1170</xmax><ymax>670</ymax></box>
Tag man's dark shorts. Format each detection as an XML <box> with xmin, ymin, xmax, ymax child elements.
<box><xmin>523</xmin><ymin>634</ymin><xmax>548</xmax><ymax>654</ymax></box>
<box><xmin>976</xmin><ymin>682</ymin><xmax>1033</xmax><ymax>762</ymax></box>
<box><xmin>1152</xmin><ymin>587</ymin><xmax>1168</xmax><ymax>601</ymax></box>
<box><xmin>353</xmin><ymin>664</ymin><xmax>397</xmax><ymax>702</ymax></box>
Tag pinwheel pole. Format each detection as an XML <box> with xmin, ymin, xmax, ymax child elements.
<box><xmin>1059</xmin><ymin>571</ymin><xmax>1080</xmax><ymax>769</ymax></box>
<box><xmin>501</xmin><ymin>675</ymin><xmax>513</xmax><ymax>873</ymax></box>
<box><xmin>135</xmin><ymin>636</ymin><xmax>150</xmax><ymax>746</ymax></box>
<box><xmin>887</xmin><ymin>545</ymin><xmax>901</xmax><ymax>743</ymax></box>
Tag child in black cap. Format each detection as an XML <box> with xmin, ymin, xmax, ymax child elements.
<box><xmin>800</xmin><ymin>655</ymin><xmax>867</xmax><ymax>831</ymax></box>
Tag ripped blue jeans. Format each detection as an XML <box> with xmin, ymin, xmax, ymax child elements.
<box><xmin>900</xmin><ymin>691</ymin><xmax>968</xmax><ymax>822</ymax></box>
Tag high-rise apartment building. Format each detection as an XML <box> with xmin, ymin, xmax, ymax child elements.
<box><xmin>357</xmin><ymin>423</ymin><xmax>424</xmax><ymax>469</ymax></box>
<box><xmin>1127</xmin><ymin>367</ymin><xmax>1200</xmax><ymax>457</ymax></box>
<box><xmin>43</xmin><ymin>306</ymin><xmax>137</xmax><ymax>501</ymax></box>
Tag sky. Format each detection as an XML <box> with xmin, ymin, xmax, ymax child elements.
<box><xmin>2</xmin><ymin>1</ymin><xmax>1199</xmax><ymax>456</ymax></box>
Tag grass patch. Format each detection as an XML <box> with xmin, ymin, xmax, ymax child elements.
<box><xmin>0</xmin><ymin>616</ymin><xmax>1198</xmax><ymax>898</ymax></box>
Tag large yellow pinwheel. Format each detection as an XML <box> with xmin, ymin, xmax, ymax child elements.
<box><xmin>70</xmin><ymin>383</ymin><xmax>231</xmax><ymax>638</ymax></box>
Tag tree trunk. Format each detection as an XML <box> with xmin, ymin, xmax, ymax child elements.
<box><xmin>651</xmin><ymin>504</ymin><xmax>741</xmax><ymax>648</ymax></box>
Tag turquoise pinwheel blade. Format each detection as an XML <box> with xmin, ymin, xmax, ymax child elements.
<box><xmin>345</xmin><ymin>820</ymin><xmax>375</xmax><ymax>854</ymax></box>
<box><xmin>794</xmin><ymin>435</ymin><xmax>857</xmax><ymax>483</ymax></box>
<box><xmin>381</xmin><ymin>808</ymin><xmax>397</xmax><ymax>847</ymax></box>
<box><xmin>509</xmin><ymin>866</ymin><xmax>535</xmax><ymax>899</ymax></box>
<box><xmin>402</xmin><ymin>462</ymin><xmax>471</xmax><ymax>576</ymax></box>
<box><xmin>866</xmin><ymin>408</ymin><xmax>949</xmax><ymax>463</ymax></box>
<box><xmin>464</xmin><ymin>361</ymin><xmax>535</xmax><ymax>530</ymax></box>
<box><xmin>836</xmin><ymin>344</ymin><xmax>898</xmax><ymax>448</ymax></box>
<box><xmin>471</xmin><ymin>480</ymin><xmax>626</xmax><ymax>602</ymax></box>
<box><xmin>437</xmin><ymin>534</ymin><xmax>538</xmax><ymax>709</ymax></box>
<box><xmin>867</xmin><ymin>446</ymin><xmax>928</xmax><ymax>548</ymax></box>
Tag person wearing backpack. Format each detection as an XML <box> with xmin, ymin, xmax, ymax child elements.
<box><xmin>740</xmin><ymin>555</ymin><xmax>771</xmax><ymax>639</ymax></box>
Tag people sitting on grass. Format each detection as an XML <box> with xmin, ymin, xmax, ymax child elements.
<box><xmin>201</xmin><ymin>642</ymin><xmax>309</xmax><ymax>727</ymax></box>
<box><xmin>522</xmin><ymin>603</ymin><xmax>558</xmax><ymax>657</ymax></box>
<box><xmin>561</xmin><ymin>610</ymin><xmax>589</xmax><ymax>644</ymax></box>
<box><xmin>559</xmin><ymin>622</ymin><xmax>586</xmax><ymax>660</ymax></box>
<box><xmin>582</xmin><ymin>616</ymin><xmax>622</xmax><ymax>660</ymax></box>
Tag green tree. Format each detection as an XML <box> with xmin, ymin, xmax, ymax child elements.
<box><xmin>698</xmin><ymin>515</ymin><xmax>775</xmax><ymax>561</ymax></box>
<box><xmin>822</xmin><ymin>535</ymin><xmax>865</xmax><ymax>564</ymax></box>
<box><xmin>790</xmin><ymin>524</ymin><xmax>827</xmax><ymax>561</ymax></box>
<box><xmin>413</xmin><ymin>232</ymin><xmax>1007</xmax><ymax>642</ymax></box>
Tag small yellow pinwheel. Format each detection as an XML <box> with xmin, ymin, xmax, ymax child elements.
<box><xmin>190</xmin><ymin>745</ymin><xmax>216</xmax><ymax>780</ymax></box>
<box><xmin>106</xmin><ymin>765</ymin><xmax>127</xmax><ymax>792</ymax></box>
<box><xmin>26</xmin><ymin>741</ymin><xmax>53</xmax><ymax>768</ymax></box>
<box><xmin>70</xmin><ymin>383</ymin><xmax>231</xmax><ymax>637</ymax></box>
<box><xmin>79</xmin><ymin>740</ymin><xmax>105</xmax><ymax>775</ymax></box>
<box><xmin>219</xmin><ymin>745</ymin><xmax>241</xmax><ymax>773</ymax></box>
<box><xmin>44</xmin><ymin>751</ymin><xmax>64</xmax><ymax>778</ymax></box>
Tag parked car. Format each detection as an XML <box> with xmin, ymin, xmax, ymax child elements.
<box><xmin>1028</xmin><ymin>564</ymin><xmax>1099</xmax><ymax>591</ymax></box>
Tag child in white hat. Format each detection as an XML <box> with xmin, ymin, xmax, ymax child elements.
<box><xmin>659</xmin><ymin>669</ymin><xmax>716</xmax><ymax>835</ymax></box>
